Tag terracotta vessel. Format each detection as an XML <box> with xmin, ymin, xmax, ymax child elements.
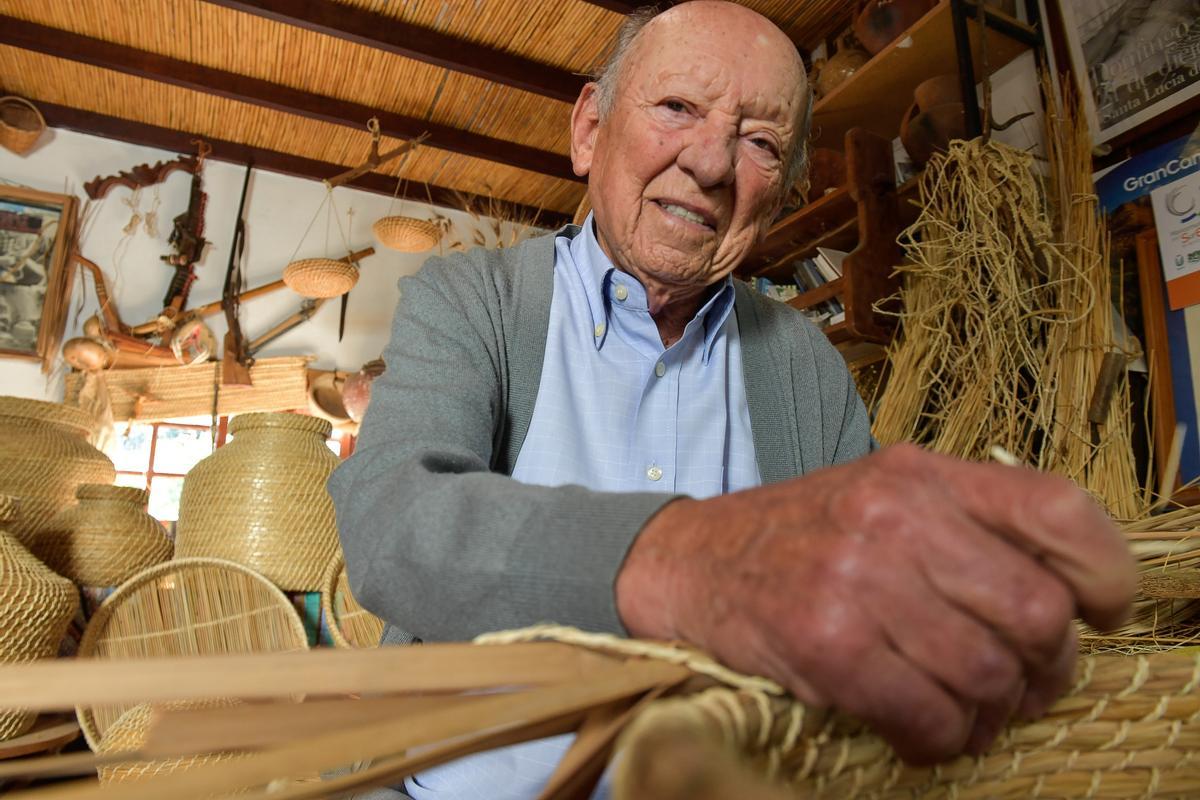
<box><xmin>900</xmin><ymin>100</ymin><xmax>969</xmax><ymax>167</ymax></box>
<box><xmin>854</xmin><ymin>0</ymin><xmax>938</xmax><ymax>55</ymax></box>
<box><xmin>914</xmin><ymin>74</ymin><xmax>964</xmax><ymax>113</ymax></box>
<box><xmin>342</xmin><ymin>359</ymin><xmax>386</xmax><ymax>423</ymax></box>
<box><xmin>30</xmin><ymin>484</ymin><xmax>172</xmax><ymax>587</ymax></box>
<box><xmin>174</xmin><ymin>413</ymin><xmax>340</xmax><ymax>591</ymax></box>
<box><xmin>814</xmin><ymin>43</ymin><xmax>869</xmax><ymax>98</ymax></box>
<box><xmin>0</xmin><ymin>397</ymin><xmax>115</xmax><ymax>546</ymax></box>
<box><xmin>0</xmin><ymin>495</ymin><xmax>78</xmax><ymax>740</ymax></box>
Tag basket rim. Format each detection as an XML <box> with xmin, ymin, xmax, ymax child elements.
<box><xmin>75</xmin><ymin>484</ymin><xmax>148</xmax><ymax>504</ymax></box>
<box><xmin>319</xmin><ymin>552</ymin><xmax>351</xmax><ymax>649</ymax></box>
<box><xmin>75</xmin><ymin>557</ymin><xmax>308</xmax><ymax>749</ymax></box>
<box><xmin>229</xmin><ymin>411</ymin><xmax>332</xmax><ymax>438</ymax></box>
<box><xmin>0</xmin><ymin>397</ymin><xmax>96</xmax><ymax>435</ymax></box>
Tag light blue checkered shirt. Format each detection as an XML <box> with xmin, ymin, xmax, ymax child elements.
<box><xmin>407</xmin><ymin>215</ymin><xmax>760</xmax><ymax>799</ymax></box>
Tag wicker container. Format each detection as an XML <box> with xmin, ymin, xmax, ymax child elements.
<box><xmin>282</xmin><ymin>257</ymin><xmax>358</xmax><ymax>299</ymax></box>
<box><xmin>96</xmin><ymin>701</ymin><xmax>245</xmax><ymax>785</ymax></box>
<box><xmin>372</xmin><ymin>216</ymin><xmax>441</xmax><ymax>253</ymax></box>
<box><xmin>0</xmin><ymin>497</ymin><xmax>79</xmax><ymax>741</ymax></box>
<box><xmin>29</xmin><ymin>484</ymin><xmax>172</xmax><ymax>588</ymax></box>
<box><xmin>0</xmin><ymin>397</ymin><xmax>115</xmax><ymax>547</ymax></box>
<box><xmin>76</xmin><ymin>557</ymin><xmax>308</xmax><ymax>748</ymax></box>
<box><xmin>0</xmin><ymin>96</ymin><xmax>46</xmax><ymax>156</ymax></box>
<box><xmin>175</xmin><ymin>413</ymin><xmax>340</xmax><ymax>591</ymax></box>
<box><xmin>321</xmin><ymin>553</ymin><xmax>385</xmax><ymax>648</ymax></box>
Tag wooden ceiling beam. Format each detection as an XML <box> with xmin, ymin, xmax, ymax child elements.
<box><xmin>0</xmin><ymin>15</ymin><xmax>581</xmax><ymax>183</ymax></box>
<box><xmin>201</xmin><ymin>0</ymin><xmax>587</xmax><ymax>104</ymax></box>
<box><xmin>34</xmin><ymin>100</ymin><xmax>572</xmax><ymax>229</ymax></box>
<box><xmin>578</xmin><ymin>0</ymin><xmax>651</xmax><ymax>13</ymax></box>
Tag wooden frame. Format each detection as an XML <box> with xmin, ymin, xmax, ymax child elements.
<box><xmin>0</xmin><ymin>185</ymin><xmax>78</xmax><ymax>372</ymax></box>
<box><xmin>1136</xmin><ymin>227</ymin><xmax>1200</xmax><ymax>506</ymax></box>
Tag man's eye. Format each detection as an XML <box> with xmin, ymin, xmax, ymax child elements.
<box><xmin>750</xmin><ymin>138</ymin><xmax>778</xmax><ymax>156</ymax></box>
<box><xmin>663</xmin><ymin>100</ymin><xmax>687</xmax><ymax>113</ymax></box>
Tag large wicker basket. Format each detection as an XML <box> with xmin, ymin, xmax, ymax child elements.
<box><xmin>0</xmin><ymin>497</ymin><xmax>79</xmax><ymax>741</ymax></box>
<box><xmin>0</xmin><ymin>96</ymin><xmax>46</xmax><ymax>155</ymax></box>
<box><xmin>282</xmin><ymin>258</ymin><xmax>358</xmax><ymax>299</ymax></box>
<box><xmin>0</xmin><ymin>397</ymin><xmax>115</xmax><ymax>546</ymax></box>
<box><xmin>75</xmin><ymin>557</ymin><xmax>308</xmax><ymax>749</ymax></box>
<box><xmin>29</xmin><ymin>484</ymin><xmax>172</xmax><ymax>588</ymax></box>
<box><xmin>174</xmin><ymin>413</ymin><xmax>340</xmax><ymax>591</ymax></box>
<box><xmin>372</xmin><ymin>216</ymin><xmax>441</xmax><ymax>253</ymax></box>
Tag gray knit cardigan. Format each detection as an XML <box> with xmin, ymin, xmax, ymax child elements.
<box><xmin>326</xmin><ymin>225</ymin><xmax>871</xmax><ymax>642</ymax></box>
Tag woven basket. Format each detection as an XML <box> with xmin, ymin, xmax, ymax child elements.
<box><xmin>282</xmin><ymin>258</ymin><xmax>358</xmax><ymax>299</ymax></box>
<box><xmin>75</xmin><ymin>557</ymin><xmax>308</xmax><ymax>749</ymax></box>
<box><xmin>96</xmin><ymin>700</ymin><xmax>245</xmax><ymax>785</ymax></box>
<box><xmin>174</xmin><ymin>413</ymin><xmax>340</xmax><ymax>591</ymax></box>
<box><xmin>0</xmin><ymin>397</ymin><xmax>115</xmax><ymax>546</ymax></box>
<box><xmin>0</xmin><ymin>505</ymin><xmax>79</xmax><ymax>741</ymax></box>
<box><xmin>29</xmin><ymin>484</ymin><xmax>172</xmax><ymax>588</ymax></box>
<box><xmin>372</xmin><ymin>216</ymin><xmax>441</xmax><ymax>253</ymax></box>
<box><xmin>320</xmin><ymin>554</ymin><xmax>385</xmax><ymax>648</ymax></box>
<box><xmin>0</xmin><ymin>96</ymin><xmax>46</xmax><ymax>156</ymax></box>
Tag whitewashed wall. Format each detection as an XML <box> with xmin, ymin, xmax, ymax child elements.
<box><xmin>1</xmin><ymin>128</ymin><xmax>519</xmax><ymax>402</ymax></box>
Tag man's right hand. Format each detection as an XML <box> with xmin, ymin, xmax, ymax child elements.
<box><xmin>615</xmin><ymin>443</ymin><xmax>1136</xmax><ymax>764</ymax></box>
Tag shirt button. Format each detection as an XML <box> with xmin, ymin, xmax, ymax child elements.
<box><xmin>614</xmin><ymin>284</ymin><xmax>629</xmax><ymax>301</ymax></box>
<box><xmin>646</xmin><ymin>465</ymin><xmax>663</xmax><ymax>481</ymax></box>
<box><xmin>594</xmin><ymin>322</ymin><xmax>606</xmax><ymax>338</ymax></box>
<box><xmin>654</xmin><ymin>361</ymin><xmax>666</xmax><ymax>378</ymax></box>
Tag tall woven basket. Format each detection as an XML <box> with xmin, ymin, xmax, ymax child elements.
<box><xmin>0</xmin><ymin>496</ymin><xmax>79</xmax><ymax>741</ymax></box>
<box><xmin>29</xmin><ymin>484</ymin><xmax>172</xmax><ymax>588</ymax></box>
<box><xmin>0</xmin><ymin>96</ymin><xmax>46</xmax><ymax>155</ymax></box>
<box><xmin>174</xmin><ymin>413</ymin><xmax>341</xmax><ymax>591</ymax></box>
<box><xmin>0</xmin><ymin>397</ymin><xmax>115</xmax><ymax>546</ymax></box>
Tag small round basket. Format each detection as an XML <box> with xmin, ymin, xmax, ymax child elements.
<box><xmin>282</xmin><ymin>258</ymin><xmax>358</xmax><ymax>299</ymax></box>
<box><xmin>320</xmin><ymin>554</ymin><xmax>385</xmax><ymax>649</ymax></box>
<box><xmin>75</xmin><ymin>557</ymin><xmax>308</xmax><ymax>750</ymax></box>
<box><xmin>95</xmin><ymin>700</ymin><xmax>245</xmax><ymax>785</ymax></box>
<box><xmin>0</xmin><ymin>97</ymin><xmax>46</xmax><ymax>156</ymax></box>
<box><xmin>372</xmin><ymin>216</ymin><xmax>441</xmax><ymax>253</ymax></box>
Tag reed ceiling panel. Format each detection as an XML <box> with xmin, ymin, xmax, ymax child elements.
<box><xmin>0</xmin><ymin>46</ymin><xmax>582</xmax><ymax>214</ymax></box>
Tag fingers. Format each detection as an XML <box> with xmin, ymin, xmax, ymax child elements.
<box><xmin>1019</xmin><ymin>622</ymin><xmax>1079</xmax><ymax>720</ymax></box>
<box><xmin>880</xmin><ymin>445</ymin><xmax>1136</xmax><ymax>631</ymax></box>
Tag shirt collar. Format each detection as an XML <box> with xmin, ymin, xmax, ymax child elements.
<box><xmin>571</xmin><ymin>213</ymin><xmax>736</xmax><ymax>362</ymax></box>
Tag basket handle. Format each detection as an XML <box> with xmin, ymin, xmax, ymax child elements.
<box><xmin>0</xmin><ymin>96</ymin><xmax>46</xmax><ymax>126</ymax></box>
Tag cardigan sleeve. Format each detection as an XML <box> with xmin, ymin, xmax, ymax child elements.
<box><xmin>326</xmin><ymin>249</ymin><xmax>677</xmax><ymax>642</ymax></box>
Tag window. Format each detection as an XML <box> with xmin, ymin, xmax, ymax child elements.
<box><xmin>107</xmin><ymin>414</ymin><xmax>355</xmax><ymax>524</ymax></box>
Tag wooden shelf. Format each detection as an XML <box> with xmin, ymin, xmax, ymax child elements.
<box><xmin>811</xmin><ymin>0</ymin><xmax>1034</xmax><ymax>149</ymax></box>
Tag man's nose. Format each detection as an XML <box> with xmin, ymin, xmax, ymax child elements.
<box><xmin>676</xmin><ymin>118</ymin><xmax>737</xmax><ymax>188</ymax></box>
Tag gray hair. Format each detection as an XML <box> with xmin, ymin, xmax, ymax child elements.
<box><xmin>591</xmin><ymin>5</ymin><xmax>812</xmax><ymax>196</ymax></box>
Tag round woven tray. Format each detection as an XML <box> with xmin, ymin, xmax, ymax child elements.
<box><xmin>320</xmin><ymin>554</ymin><xmax>384</xmax><ymax>649</ymax></box>
<box><xmin>0</xmin><ymin>96</ymin><xmax>45</xmax><ymax>155</ymax></box>
<box><xmin>95</xmin><ymin>700</ymin><xmax>245</xmax><ymax>785</ymax></box>
<box><xmin>282</xmin><ymin>258</ymin><xmax>358</xmax><ymax>299</ymax></box>
<box><xmin>372</xmin><ymin>216</ymin><xmax>441</xmax><ymax>253</ymax></box>
<box><xmin>75</xmin><ymin>557</ymin><xmax>308</xmax><ymax>750</ymax></box>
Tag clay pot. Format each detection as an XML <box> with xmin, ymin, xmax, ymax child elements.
<box><xmin>914</xmin><ymin>74</ymin><xmax>964</xmax><ymax>113</ymax></box>
<box><xmin>0</xmin><ymin>397</ymin><xmax>115</xmax><ymax>546</ymax></box>
<box><xmin>29</xmin><ymin>484</ymin><xmax>172</xmax><ymax>587</ymax></box>
<box><xmin>342</xmin><ymin>359</ymin><xmax>385</xmax><ymax>424</ymax></box>
<box><xmin>900</xmin><ymin>100</ymin><xmax>968</xmax><ymax>167</ymax></box>
<box><xmin>815</xmin><ymin>44</ymin><xmax>870</xmax><ymax>97</ymax></box>
<box><xmin>854</xmin><ymin>0</ymin><xmax>938</xmax><ymax>55</ymax></box>
<box><xmin>174</xmin><ymin>413</ymin><xmax>340</xmax><ymax>591</ymax></box>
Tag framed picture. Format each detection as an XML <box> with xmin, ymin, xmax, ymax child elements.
<box><xmin>0</xmin><ymin>185</ymin><xmax>78</xmax><ymax>372</ymax></box>
<box><xmin>1046</xmin><ymin>0</ymin><xmax>1200</xmax><ymax>146</ymax></box>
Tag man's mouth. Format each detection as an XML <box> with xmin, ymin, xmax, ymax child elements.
<box><xmin>653</xmin><ymin>200</ymin><xmax>716</xmax><ymax>230</ymax></box>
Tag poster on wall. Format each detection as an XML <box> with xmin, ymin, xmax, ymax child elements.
<box><xmin>1055</xmin><ymin>0</ymin><xmax>1200</xmax><ymax>144</ymax></box>
<box><xmin>1152</xmin><ymin>166</ymin><xmax>1200</xmax><ymax>308</ymax></box>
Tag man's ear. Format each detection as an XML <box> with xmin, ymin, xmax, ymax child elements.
<box><xmin>570</xmin><ymin>83</ymin><xmax>602</xmax><ymax>177</ymax></box>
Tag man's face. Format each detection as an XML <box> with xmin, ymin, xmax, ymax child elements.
<box><xmin>572</xmin><ymin>3</ymin><xmax>808</xmax><ymax>294</ymax></box>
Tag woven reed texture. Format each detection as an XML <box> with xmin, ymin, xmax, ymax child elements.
<box><xmin>75</xmin><ymin>557</ymin><xmax>308</xmax><ymax>749</ymax></box>
<box><xmin>320</xmin><ymin>554</ymin><xmax>385</xmax><ymax>649</ymax></box>
<box><xmin>174</xmin><ymin>413</ymin><xmax>340</xmax><ymax>591</ymax></box>
<box><xmin>0</xmin><ymin>529</ymin><xmax>78</xmax><ymax>741</ymax></box>
<box><xmin>0</xmin><ymin>397</ymin><xmax>115</xmax><ymax>546</ymax></box>
<box><xmin>373</xmin><ymin>216</ymin><xmax>442</xmax><ymax>253</ymax></box>
<box><xmin>28</xmin><ymin>484</ymin><xmax>172</xmax><ymax>588</ymax></box>
<box><xmin>282</xmin><ymin>258</ymin><xmax>359</xmax><ymax>299</ymax></box>
<box><xmin>63</xmin><ymin>356</ymin><xmax>310</xmax><ymax>423</ymax></box>
<box><xmin>0</xmin><ymin>95</ymin><xmax>45</xmax><ymax>155</ymax></box>
<box><xmin>96</xmin><ymin>700</ymin><xmax>244</xmax><ymax>785</ymax></box>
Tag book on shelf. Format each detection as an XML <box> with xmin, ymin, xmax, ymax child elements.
<box><xmin>814</xmin><ymin>247</ymin><xmax>848</xmax><ymax>281</ymax></box>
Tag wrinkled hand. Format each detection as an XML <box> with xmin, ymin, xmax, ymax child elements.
<box><xmin>615</xmin><ymin>444</ymin><xmax>1136</xmax><ymax>764</ymax></box>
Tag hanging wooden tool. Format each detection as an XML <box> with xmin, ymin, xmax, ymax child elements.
<box><xmin>324</xmin><ymin>119</ymin><xmax>428</xmax><ymax>190</ymax></box>
<box><xmin>159</xmin><ymin>141</ymin><xmax>212</xmax><ymax>322</ymax></box>
<box><xmin>83</xmin><ymin>154</ymin><xmax>200</xmax><ymax>201</ymax></box>
<box><xmin>220</xmin><ymin>164</ymin><xmax>254</xmax><ymax>387</ymax></box>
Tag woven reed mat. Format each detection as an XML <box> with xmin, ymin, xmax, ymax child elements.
<box><xmin>478</xmin><ymin>626</ymin><xmax>1200</xmax><ymax>799</ymax></box>
<box><xmin>63</xmin><ymin>356</ymin><xmax>310</xmax><ymax>422</ymax></box>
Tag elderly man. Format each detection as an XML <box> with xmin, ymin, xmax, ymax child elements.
<box><xmin>328</xmin><ymin>1</ymin><xmax>1134</xmax><ymax>796</ymax></box>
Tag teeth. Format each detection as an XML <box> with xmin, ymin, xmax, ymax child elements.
<box><xmin>660</xmin><ymin>203</ymin><xmax>708</xmax><ymax>226</ymax></box>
